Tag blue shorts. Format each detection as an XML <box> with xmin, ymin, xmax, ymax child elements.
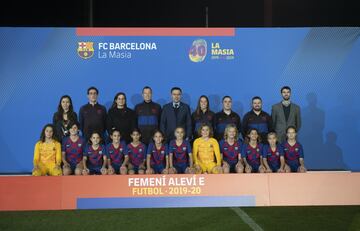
<box><xmin>68</xmin><ymin>163</ymin><xmax>78</xmax><ymax>172</ymax></box>
<box><xmin>288</xmin><ymin>163</ymin><xmax>300</xmax><ymax>172</ymax></box>
<box><xmin>151</xmin><ymin>164</ymin><xmax>165</xmax><ymax>174</ymax></box>
<box><xmin>174</xmin><ymin>163</ymin><xmax>188</xmax><ymax>174</ymax></box>
<box><xmin>268</xmin><ymin>163</ymin><xmax>281</xmax><ymax>172</ymax></box>
<box><xmin>111</xmin><ymin>164</ymin><xmax>121</xmax><ymax>174</ymax></box>
<box><xmin>249</xmin><ymin>163</ymin><xmax>261</xmax><ymax>173</ymax></box>
<box><xmin>88</xmin><ymin>166</ymin><xmax>102</xmax><ymax>175</ymax></box>
<box><xmin>224</xmin><ymin>160</ymin><xmax>238</xmax><ymax>173</ymax></box>
<box><xmin>130</xmin><ymin>165</ymin><xmax>144</xmax><ymax>174</ymax></box>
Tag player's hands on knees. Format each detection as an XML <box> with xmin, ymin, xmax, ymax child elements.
<box><xmin>245</xmin><ymin>164</ymin><xmax>252</xmax><ymax>173</ymax></box>
<box><xmin>258</xmin><ymin>165</ymin><xmax>266</xmax><ymax>173</ymax></box>
<box><xmin>82</xmin><ymin>167</ymin><xmax>90</xmax><ymax>175</ymax></box>
<box><xmin>63</xmin><ymin>161</ymin><xmax>70</xmax><ymax>168</ymax></box>
<box><xmin>100</xmin><ymin>167</ymin><xmax>107</xmax><ymax>175</ymax></box>
<box><xmin>120</xmin><ymin>165</ymin><xmax>127</xmax><ymax>175</ymax></box>
<box><xmin>107</xmin><ymin>166</ymin><xmax>115</xmax><ymax>175</ymax></box>
<box><xmin>194</xmin><ymin>165</ymin><xmax>202</xmax><ymax>174</ymax></box>
<box><xmin>162</xmin><ymin>168</ymin><xmax>169</xmax><ymax>174</ymax></box>
<box><xmin>222</xmin><ymin>161</ymin><xmax>230</xmax><ymax>168</ymax></box>
<box><xmin>277</xmin><ymin>168</ymin><xmax>285</xmax><ymax>173</ymax></box>
<box><xmin>55</xmin><ymin>165</ymin><xmax>62</xmax><ymax>171</ymax></box>
<box><xmin>168</xmin><ymin>167</ymin><xmax>176</xmax><ymax>174</ymax></box>
<box><xmin>298</xmin><ymin>165</ymin><xmax>307</xmax><ymax>173</ymax></box>
<box><xmin>146</xmin><ymin>168</ymin><xmax>153</xmax><ymax>174</ymax></box>
<box><xmin>265</xmin><ymin>167</ymin><xmax>272</xmax><ymax>173</ymax></box>
<box><xmin>284</xmin><ymin>164</ymin><xmax>291</xmax><ymax>173</ymax></box>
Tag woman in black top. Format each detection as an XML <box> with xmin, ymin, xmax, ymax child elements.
<box><xmin>106</xmin><ymin>92</ymin><xmax>137</xmax><ymax>144</ymax></box>
<box><xmin>191</xmin><ymin>95</ymin><xmax>215</xmax><ymax>139</ymax></box>
<box><xmin>53</xmin><ymin>95</ymin><xmax>78</xmax><ymax>141</ymax></box>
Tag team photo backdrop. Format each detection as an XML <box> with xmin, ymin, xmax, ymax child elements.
<box><xmin>0</xmin><ymin>27</ymin><xmax>359</xmax><ymax>173</ymax></box>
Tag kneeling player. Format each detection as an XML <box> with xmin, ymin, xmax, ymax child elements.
<box><xmin>146</xmin><ymin>130</ymin><xmax>169</xmax><ymax>174</ymax></box>
<box><xmin>242</xmin><ymin>128</ymin><xmax>266</xmax><ymax>173</ymax></box>
<box><xmin>168</xmin><ymin>127</ymin><xmax>194</xmax><ymax>174</ymax></box>
<box><xmin>62</xmin><ymin>122</ymin><xmax>85</xmax><ymax>175</ymax></box>
<box><xmin>82</xmin><ymin>132</ymin><xmax>107</xmax><ymax>175</ymax></box>
<box><xmin>106</xmin><ymin>129</ymin><xmax>128</xmax><ymax>175</ymax></box>
<box><xmin>32</xmin><ymin>124</ymin><xmax>62</xmax><ymax>176</ymax></box>
<box><xmin>219</xmin><ymin>124</ymin><xmax>244</xmax><ymax>173</ymax></box>
<box><xmin>126</xmin><ymin>128</ymin><xmax>147</xmax><ymax>174</ymax></box>
<box><xmin>282</xmin><ymin>126</ymin><xmax>306</xmax><ymax>173</ymax></box>
<box><xmin>193</xmin><ymin>124</ymin><xmax>222</xmax><ymax>174</ymax></box>
<box><xmin>262</xmin><ymin>132</ymin><xmax>286</xmax><ymax>173</ymax></box>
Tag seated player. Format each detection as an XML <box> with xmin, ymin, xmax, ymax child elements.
<box><xmin>126</xmin><ymin>128</ymin><xmax>147</xmax><ymax>174</ymax></box>
<box><xmin>242</xmin><ymin>128</ymin><xmax>266</xmax><ymax>173</ymax></box>
<box><xmin>106</xmin><ymin>129</ymin><xmax>128</xmax><ymax>175</ymax></box>
<box><xmin>168</xmin><ymin>127</ymin><xmax>195</xmax><ymax>174</ymax></box>
<box><xmin>32</xmin><ymin>124</ymin><xmax>62</xmax><ymax>176</ymax></box>
<box><xmin>61</xmin><ymin>121</ymin><xmax>85</xmax><ymax>175</ymax></box>
<box><xmin>82</xmin><ymin>132</ymin><xmax>107</xmax><ymax>175</ymax></box>
<box><xmin>193</xmin><ymin>124</ymin><xmax>222</xmax><ymax>174</ymax></box>
<box><xmin>146</xmin><ymin>130</ymin><xmax>169</xmax><ymax>174</ymax></box>
<box><xmin>219</xmin><ymin>124</ymin><xmax>244</xmax><ymax>173</ymax></box>
<box><xmin>262</xmin><ymin>132</ymin><xmax>286</xmax><ymax>173</ymax></box>
<box><xmin>282</xmin><ymin>126</ymin><xmax>307</xmax><ymax>173</ymax></box>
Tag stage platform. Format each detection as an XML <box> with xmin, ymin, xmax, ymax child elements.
<box><xmin>0</xmin><ymin>172</ymin><xmax>359</xmax><ymax>211</ymax></box>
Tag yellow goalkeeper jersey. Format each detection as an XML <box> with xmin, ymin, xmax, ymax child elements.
<box><xmin>192</xmin><ymin>137</ymin><xmax>221</xmax><ymax>165</ymax></box>
<box><xmin>33</xmin><ymin>140</ymin><xmax>61</xmax><ymax>166</ymax></box>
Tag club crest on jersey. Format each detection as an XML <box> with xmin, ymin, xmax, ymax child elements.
<box><xmin>295</xmin><ymin>148</ymin><xmax>299</xmax><ymax>152</ymax></box>
<box><xmin>276</xmin><ymin>152</ymin><xmax>279</xmax><ymax>156</ymax></box>
<box><xmin>120</xmin><ymin>148</ymin><xmax>123</xmax><ymax>152</ymax></box>
<box><xmin>77</xmin><ymin>42</ymin><xmax>94</xmax><ymax>59</ymax></box>
<box><xmin>182</xmin><ymin>147</ymin><xmax>187</xmax><ymax>151</ymax></box>
<box><xmin>139</xmin><ymin>149</ymin><xmax>142</xmax><ymax>152</ymax></box>
<box><xmin>161</xmin><ymin>150</ymin><xmax>165</xmax><ymax>154</ymax></box>
<box><xmin>78</xmin><ymin>143</ymin><xmax>82</xmax><ymax>147</ymax></box>
<box><xmin>256</xmin><ymin>148</ymin><xmax>260</xmax><ymax>152</ymax></box>
<box><xmin>235</xmin><ymin>147</ymin><xmax>238</xmax><ymax>150</ymax></box>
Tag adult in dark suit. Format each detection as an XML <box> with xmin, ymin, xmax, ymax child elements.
<box><xmin>271</xmin><ymin>86</ymin><xmax>301</xmax><ymax>143</ymax></box>
<box><xmin>160</xmin><ymin>87</ymin><xmax>192</xmax><ymax>141</ymax></box>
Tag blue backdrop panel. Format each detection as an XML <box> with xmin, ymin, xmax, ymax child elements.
<box><xmin>0</xmin><ymin>27</ymin><xmax>359</xmax><ymax>173</ymax></box>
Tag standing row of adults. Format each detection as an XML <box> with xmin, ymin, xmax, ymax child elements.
<box><xmin>53</xmin><ymin>86</ymin><xmax>301</xmax><ymax>144</ymax></box>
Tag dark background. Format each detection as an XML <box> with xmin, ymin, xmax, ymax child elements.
<box><xmin>0</xmin><ymin>0</ymin><xmax>359</xmax><ymax>27</ymax></box>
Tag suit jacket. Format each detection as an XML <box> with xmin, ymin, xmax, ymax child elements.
<box><xmin>271</xmin><ymin>102</ymin><xmax>301</xmax><ymax>142</ymax></box>
<box><xmin>160</xmin><ymin>102</ymin><xmax>192</xmax><ymax>140</ymax></box>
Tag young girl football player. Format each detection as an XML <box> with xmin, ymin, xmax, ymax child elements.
<box><xmin>62</xmin><ymin>121</ymin><xmax>85</xmax><ymax>175</ymax></box>
<box><xmin>193</xmin><ymin>124</ymin><xmax>222</xmax><ymax>174</ymax></box>
<box><xmin>146</xmin><ymin>130</ymin><xmax>169</xmax><ymax>174</ymax></box>
<box><xmin>32</xmin><ymin>124</ymin><xmax>62</xmax><ymax>176</ymax></box>
<box><xmin>106</xmin><ymin>129</ymin><xmax>128</xmax><ymax>175</ymax></box>
<box><xmin>219</xmin><ymin>124</ymin><xmax>244</xmax><ymax>173</ymax></box>
<box><xmin>242</xmin><ymin>128</ymin><xmax>266</xmax><ymax>173</ymax></box>
<box><xmin>283</xmin><ymin>126</ymin><xmax>307</xmax><ymax>173</ymax></box>
<box><xmin>126</xmin><ymin>128</ymin><xmax>147</xmax><ymax>175</ymax></box>
<box><xmin>168</xmin><ymin>127</ymin><xmax>194</xmax><ymax>174</ymax></box>
<box><xmin>82</xmin><ymin>132</ymin><xmax>107</xmax><ymax>175</ymax></box>
<box><xmin>262</xmin><ymin>132</ymin><xmax>286</xmax><ymax>173</ymax></box>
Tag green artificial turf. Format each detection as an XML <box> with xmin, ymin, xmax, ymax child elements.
<box><xmin>0</xmin><ymin>206</ymin><xmax>359</xmax><ymax>231</ymax></box>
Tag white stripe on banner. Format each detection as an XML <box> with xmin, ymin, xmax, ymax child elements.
<box><xmin>230</xmin><ymin>207</ymin><xmax>264</xmax><ymax>231</ymax></box>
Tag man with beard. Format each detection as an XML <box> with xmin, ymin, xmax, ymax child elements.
<box><xmin>242</xmin><ymin>96</ymin><xmax>272</xmax><ymax>143</ymax></box>
<box><xmin>271</xmin><ymin>86</ymin><xmax>301</xmax><ymax>143</ymax></box>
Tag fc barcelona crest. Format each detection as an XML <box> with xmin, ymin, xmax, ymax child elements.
<box><xmin>77</xmin><ymin>42</ymin><xmax>94</xmax><ymax>59</ymax></box>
